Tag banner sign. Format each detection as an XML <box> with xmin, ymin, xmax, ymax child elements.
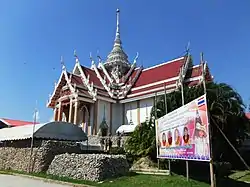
<box><xmin>156</xmin><ymin>94</ymin><xmax>211</xmax><ymax>162</ymax></box>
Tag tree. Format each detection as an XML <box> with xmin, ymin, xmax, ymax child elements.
<box><xmin>124</xmin><ymin>120</ymin><xmax>157</xmax><ymax>160</ymax></box>
<box><xmin>125</xmin><ymin>82</ymin><xmax>250</xmax><ymax>165</ymax></box>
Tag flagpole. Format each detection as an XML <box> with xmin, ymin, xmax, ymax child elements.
<box><xmin>201</xmin><ymin>53</ymin><xmax>215</xmax><ymax>187</ymax></box>
<box><xmin>29</xmin><ymin>101</ymin><xmax>37</xmax><ymax>173</ymax></box>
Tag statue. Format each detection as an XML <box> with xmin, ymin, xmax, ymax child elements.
<box><xmin>117</xmin><ymin>131</ymin><xmax>121</xmax><ymax>148</ymax></box>
<box><xmin>108</xmin><ymin>133</ymin><xmax>113</xmax><ymax>152</ymax></box>
<box><xmin>99</xmin><ymin>105</ymin><xmax>108</xmax><ymax>136</ymax></box>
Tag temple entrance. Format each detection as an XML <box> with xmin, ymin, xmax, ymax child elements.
<box><xmin>79</xmin><ymin>103</ymin><xmax>90</xmax><ymax>134</ymax></box>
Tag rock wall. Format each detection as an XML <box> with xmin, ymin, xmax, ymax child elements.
<box><xmin>0</xmin><ymin>140</ymin><xmax>81</xmax><ymax>172</ymax></box>
<box><xmin>47</xmin><ymin>153</ymin><xmax>130</xmax><ymax>181</ymax></box>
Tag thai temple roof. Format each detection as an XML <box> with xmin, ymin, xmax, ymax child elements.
<box><xmin>46</xmin><ymin>9</ymin><xmax>213</xmax><ymax>108</ymax></box>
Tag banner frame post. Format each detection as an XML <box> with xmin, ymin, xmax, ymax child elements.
<box><xmin>180</xmin><ymin>76</ymin><xmax>189</xmax><ymax>181</ymax></box>
<box><xmin>201</xmin><ymin>52</ymin><xmax>215</xmax><ymax>187</ymax></box>
<box><xmin>164</xmin><ymin>83</ymin><xmax>172</xmax><ymax>175</ymax></box>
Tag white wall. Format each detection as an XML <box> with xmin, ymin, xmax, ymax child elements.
<box><xmin>97</xmin><ymin>99</ymin><xmax>111</xmax><ymax>130</ymax></box>
<box><xmin>112</xmin><ymin>103</ymin><xmax>123</xmax><ymax>134</ymax></box>
<box><xmin>124</xmin><ymin>101</ymin><xmax>138</xmax><ymax>125</ymax></box>
<box><xmin>139</xmin><ymin>97</ymin><xmax>154</xmax><ymax>123</ymax></box>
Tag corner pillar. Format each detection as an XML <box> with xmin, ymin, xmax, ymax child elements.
<box><xmin>53</xmin><ymin>108</ymin><xmax>58</xmax><ymax>121</ymax></box>
<box><xmin>93</xmin><ymin>100</ymin><xmax>98</xmax><ymax>135</ymax></box>
<box><xmin>69</xmin><ymin>99</ymin><xmax>73</xmax><ymax>123</ymax></box>
<box><xmin>57</xmin><ymin>102</ymin><xmax>62</xmax><ymax>121</ymax></box>
<box><xmin>110</xmin><ymin>103</ymin><xmax>113</xmax><ymax>134</ymax></box>
<box><xmin>137</xmin><ymin>100</ymin><xmax>140</xmax><ymax>125</ymax></box>
<box><xmin>74</xmin><ymin>100</ymin><xmax>78</xmax><ymax>124</ymax></box>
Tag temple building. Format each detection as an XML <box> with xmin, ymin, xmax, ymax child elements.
<box><xmin>47</xmin><ymin>9</ymin><xmax>213</xmax><ymax>135</ymax></box>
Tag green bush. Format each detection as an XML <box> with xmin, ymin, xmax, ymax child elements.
<box><xmin>124</xmin><ymin>121</ymin><xmax>156</xmax><ymax>161</ymax></box>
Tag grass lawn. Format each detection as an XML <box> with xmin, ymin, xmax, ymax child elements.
<box><xmin>98</xmin><ymin>174</ymin><xmax>208</xmax><ymax>187</ymax></box>
<box><xmin>229</xmin><ymin>170</ymin><xmax>250</xmax><ymax>182</ymax></box>
<box><xmin>1</xmin><ymin>170</ymin><xmax>250</xmax><ymax>187</ymax></box>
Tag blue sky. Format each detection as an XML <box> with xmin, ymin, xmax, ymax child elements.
<box><xmin>0</xmin><ymin>0</ymin><xmax>249</xmax><ymax>122</ymax></box>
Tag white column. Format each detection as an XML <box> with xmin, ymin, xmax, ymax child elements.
<box><xmin>74</xmin><ymin>100</ymin><xmax>78</xmax><ymax>124</ymax></box>
<box><xmin>57</xmin><ymin>102</ymin><xmax>62</xmax><ymax>121</ymax></box>
<box><xmin>69</xmin><ymin>99</ymin><xmax>73</xmax><ymax>123</ymax></box>
<box><xmin>53</xmin><ymin>108</ymin><xmax>57</xmax><ymax>121</ymax></box>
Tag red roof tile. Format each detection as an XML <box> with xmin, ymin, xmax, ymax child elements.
<box><xmin>129</xmin><ymin>80</ymin><xmax>177</xmax><ymax>95</ymax></box>
<box><xmin>185</xmin><ymin>65</ymin><xmax>202</xmax><ymax>78</ymax></box>
<box><xmin>133</xmin><ymin>57</ymin><xmax>186</xmax><ymax>88</ymax></box>
<box><xmin>70</xmin><ymin>74</ymin><xmax>83</xmax><ymax>85</ymax></box>
<box><xmin>77</xmin><ymin>88</ymin><xmax>92</xmax><ymax>98</ymax></box>
<box><xmin>127</xmin><ymin>84</ymin><xmax>177</xmax><ymax>98</ymax></box>
<box><xmin>80</xmin><ymin>66</ymin><xmax>104</xmax><ymax>88</ymax></box>
<box><xmin>185</xmin><ymin>64</ymin><xmax>213</xmax><ymax>82</ymax></box>
<box><xmin>0</xmin><ymin>118</ymin><xmax>39</xmax><ymax>127</ymax></box>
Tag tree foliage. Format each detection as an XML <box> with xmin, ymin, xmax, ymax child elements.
<box><xmin>124</xmin><ymin>120</ymin><xmax>156</xmax><ymax>160</ymax></box>
<box><xmin>125</xmin><ymin>82</ymin><xmax>250</xmax><ymax>164</ymax></box>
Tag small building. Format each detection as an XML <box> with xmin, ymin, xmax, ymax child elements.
<box><xmin>0</xmin><ymin>118</ymin><xmax>38</xmax><ymax>129</ymax></box>
<box><xmin>46</xmin><ymin>9</ymin><xmax>213</xmax><ymax>136</ymax></box>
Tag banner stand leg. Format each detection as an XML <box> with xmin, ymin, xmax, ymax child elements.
<box><xmin>168</xmin><ymin>160</ymin><xmax>171</xmax><ymax>175</ymax></box>
<box><xmin>186</xmin><ymin>161</ymin><xmax>189</xmax><ymax>181</ymax></box>
<box><xmin>210</xmin><ymin>160</ymin><xmax>215</xmax><ymax>187</ymax></box>
<box><xmin>157</xmin><ymin>159</ymin><xmax>160</xmax><ymax>170</ymax></box>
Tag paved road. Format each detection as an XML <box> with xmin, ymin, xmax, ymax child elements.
<box><xmin>0</xmin><ymin>174</ymin><xmax>72</xmax><ymax>187</ymax></box>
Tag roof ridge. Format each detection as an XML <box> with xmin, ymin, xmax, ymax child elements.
<box><xmin>142</xmin><ymin>56</ymin><xmax>185</xmax><ymax>72</ymax></box>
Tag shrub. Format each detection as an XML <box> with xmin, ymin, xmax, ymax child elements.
<box><xmin>124</xmin><ymin>121</ymin><xmax>156</xmax><ymax>161</ymax></box>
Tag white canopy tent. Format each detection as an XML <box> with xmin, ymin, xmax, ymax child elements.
<box><xmin>0</xmin><ymin>121</ymin><xmax>88</xmax><ymax>142</ymax></box>
<box><xmin>116</xmin><ymin>124</ymin><xmax>137</xmax><ymax>134</ymax></box>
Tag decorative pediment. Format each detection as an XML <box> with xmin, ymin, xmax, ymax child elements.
<box><xmin>47</xmin><ymin>70</ymin><xmax>75</xmax><ymax>108</ymax></box>
<box><xmin>176</xmin><ymin>54</ymin><xmax>191</xmax><ymax>87</ymax></box>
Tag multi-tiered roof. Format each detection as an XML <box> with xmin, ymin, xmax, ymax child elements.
<box><xmin>47</xmin><ymin>9</ymin><xmax>213</xmax><ymax>108</ymax></box>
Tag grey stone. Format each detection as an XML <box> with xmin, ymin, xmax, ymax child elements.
<box><xmin>0</xmin><ymin>140</ymin><xmax>81</xmax><ymax>173</ymax></box>
<box><xmin>47</xmin><ymin>153</ymin><xmax>129</xmax><ymax>182</ymax></box>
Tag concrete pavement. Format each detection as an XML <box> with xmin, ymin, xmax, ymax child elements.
<box><xmin>0</xmin><ymin>174</ymin><xmax>73</xmax><ymax>187</ymax></box>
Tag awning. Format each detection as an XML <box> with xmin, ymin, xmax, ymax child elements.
<box><xmin>116</xmin><ymin>124</ymin><xmax>137</xmax><ymax>134</ymax></box>
<box><xmin>0</xmin><ymin>121</ymin><xmax>88</xmax><ymax>142</ymax></box>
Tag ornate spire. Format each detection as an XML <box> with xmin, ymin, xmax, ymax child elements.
<box><xmin>104</xmin><ymin>8</ymin><xmax>131</xmax><ymax>79</ymax></box>
<box><xmin>114</xmin><ymin>9</ymin><xmax>121</xmax><ymax>47</ymax></box>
